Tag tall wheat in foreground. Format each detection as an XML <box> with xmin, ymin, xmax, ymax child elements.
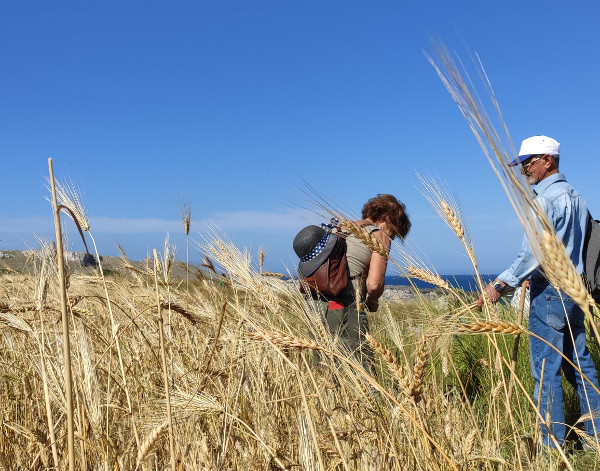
<box><xmin>2</xmin><ymin>227</ymin><xmax>598</xmax><ymax>469</ymax></box>
<box><xmin>427</xmin><ymin>44</ymin><xmax>598</xmax><ymax>339</ymax></box>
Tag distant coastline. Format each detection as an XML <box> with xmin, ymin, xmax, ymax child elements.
<box><xmin>1</xmin><ymin>249</ymin><xmax>495</xmax><ymax>294</ymax></box>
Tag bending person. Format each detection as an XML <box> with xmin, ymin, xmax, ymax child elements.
<box><xmin>295</xmin><ymin>194</ymin><xmax>411</xmax><ymax>372</ymax></box>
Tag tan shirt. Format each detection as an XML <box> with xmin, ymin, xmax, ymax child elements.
<box><xmin>345</xmin><ymin>224</ymin><xmax>379</xmax><ymax>278</ymax></box>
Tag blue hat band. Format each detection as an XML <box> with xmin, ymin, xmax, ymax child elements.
<box><xmin>510</xmin><ymin>154</ymin><xmax>532</xmax><ymax>166</ymax></box>
<box><xmin>301</xmin><ymin>232</ymin><xmax>330</xmax><ymax>263</ymax></box>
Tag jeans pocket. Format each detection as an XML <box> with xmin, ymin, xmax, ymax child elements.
<box><xmin>545</xmin><ymin>294</ymin><xmax>569</xmax><ymax>330</ymax></box>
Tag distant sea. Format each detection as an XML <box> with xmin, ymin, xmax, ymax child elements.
<box><xmin>385</xmin><ymin>274</ymin><xmax>497</xmax><ymax>292</ymax></box>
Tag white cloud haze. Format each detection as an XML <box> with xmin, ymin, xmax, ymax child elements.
<box><xmin>1</xmin><ymin>208</ymin><xmax>310</xmax><ymax>238</ymax></box>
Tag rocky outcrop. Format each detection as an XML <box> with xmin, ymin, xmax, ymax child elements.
<box><xmin>380</xmin><ymin>285</ymin><xmax>445</xmax><ymax>303</ymax></box>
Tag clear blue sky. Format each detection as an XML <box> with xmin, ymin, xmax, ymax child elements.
<box><xmin>2</xmin><ymin>1</ymin><xmax>600</xmax><ymax>275</ymax></box>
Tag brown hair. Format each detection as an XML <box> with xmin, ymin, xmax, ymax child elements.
<box><xmin>362</xmin><ymin>194</ymin><xmax>411</xmax><ymax>240</ymax></box>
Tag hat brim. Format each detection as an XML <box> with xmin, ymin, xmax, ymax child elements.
<box><xmin>297</xmin><ymin>233</ymin><xmax>338</xmax><ymax>278</ymax></box>
<box><xmin>509</xmin><ymin>154</ymin><xmax>532</xmax><ymax>166</ymax></box>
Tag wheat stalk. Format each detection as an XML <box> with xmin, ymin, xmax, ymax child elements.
<box><xmin>491</xmin><ymin>380</ymin><xmax>504</xmax><ymax>399</ymax></box>
<box><xmin>417</xmin><ymin>175</ymin><xmax>482</xmax><ymax>283</ymax></box>
<box><xmin>410</xmin><ymin>337</ymin><xmax>427</xmax><ymax>403</ymax></box>
<box><xmin>201</xmin><ymin>257</ymin><xmax>218</xmax><ymax>275</ymax></box>
<box><xmin>297</xmin><ymin>408</ymin><xmax>319</xmax><ymax>471</ymax></box>
<box><xmin>180</xmin><ymin>202</ymin><xmax>191</xmax><ymax>236</ymax></box>
<box><xmin>0</xmin><ymin>312</ymin><xmax>33</xmax><ymax>332</ymax></box>
<box><xmin>440</xmin><ymin>198</ymin><xmax>478</xmax><ymax>269</ymax></box>
<box><xmin>354</xmin><ymin>374</ymin><xmax>381</xmax><ymax>412</ymax></box>
<box><xmin>75</xmin><ymin>319</ymin><xmax>102</xmax><ymax>439</ymax></box>
<box><xmin>365</xmin><ymin>333</ymin><xmax>412</xmax><ymax>396</ymax></box>
<box><xmin>260</xmin><ymin>271</ymin><xmax>286</xmax><ymax>278</ymax></box>
<box><xmin>47</xmin><ymin>168</ymin><xmax>143</xmax><ymax>453</ymax></box>
<box><xmin>426</xmin><ymin>46</ymin><xmax>595</xmax><ymax>341</ymax></box>
<box><xmin>180</xmin><ymin>200</ymin><xmax>191</xmax><ymax>289</ymax></box>
<box><xmin>34</xmin><ymin>248</ymin><xmax>59</xmax><ymax>469</ymax></box>
<box><xmin>440</xmin><ymin>200</ymin><xmax>464</xmax><ymax>240</ymax></box>
<box><xmin>47</xmin><ymin>158</ymin><xmax>76</xmax><ymax>471</ymax></box>
<box><xmin>84</xmin><ymin>232</ymin><xmax>141</xmax><ymax>450</ymax></box>
<box><xmin>405</xmin><ymin>266</ymin><xmax>450</xmax><ymax>289</ymax></box>
<box><xmin>159</xmin><ymin>301</ymin><xmax>201</xmax><ymax>325</ymax></box>
<box><xmin>258</xmin><ymin>247</ymin><xmax>266</xmax><ymax>273</ymax></box>
<box><xmin>462</xmin><ymin>429</ymin><xmax>477</xmax><ymax>457</ymax></box>
<box><xmin>248</xmin><ymin>330</ymin><xmax>323</xmax><ymax>351</ymax></box>
<box><xmin>49</xmin><ymin>177</ymin><xmax>90</xmax><ymax>232</ymax></box>
<box><xmin>459</xmin><ymin>321</ymin><xmax>525</xmax><ymax>335</ymax></box>
<box><xmin>153</xmin><ymin>249</ymin><xmax>176</xmax><ymax>471</ymax></box>
<box><xmin>136</xmin><ymin>421</ymin><xmax>169</xmax><ymax>469</ymax></box>
<box><xmin>540</xmin><ymin>230</ymin><xmax>591</xmax><ymax>309</ymax></box>
<box><xmin>572</xmin><ymin>427</ymin><xmax>600</xmax><ymax>452</ymax></box>
<box><xmin>339</xmin><ymin>219</ymin><xmax>389</xmax><ymax>257</ymax></box>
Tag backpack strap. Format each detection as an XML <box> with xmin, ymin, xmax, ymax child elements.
<box><xmin>361</xmin><ymin>224</ymin><xmax>380</xmax><ymax>234</ymax></box>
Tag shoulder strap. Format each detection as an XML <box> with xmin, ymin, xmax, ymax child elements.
<box><xmin>362</xmin><ymin>224</ymin><xmax>380</xmax><ymax>234</ymax></box>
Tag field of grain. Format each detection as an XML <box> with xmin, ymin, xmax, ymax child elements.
<box><xmin>1</xmin><ymin>230</ymin><xmax>599</xmax><ymax>470</ymax></box>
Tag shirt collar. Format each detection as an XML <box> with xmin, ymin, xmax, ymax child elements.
<box><xmin>532</xmin><ymin>172</ymin><xmax>566</xmax><ymax>195</ymax></box>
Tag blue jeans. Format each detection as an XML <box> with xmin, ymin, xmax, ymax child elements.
<box><xmin>529</xmin><ymin>279</ymin><xmax>600</xmax><ymax>447</ymax></box>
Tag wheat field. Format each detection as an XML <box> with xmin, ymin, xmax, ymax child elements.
<box><xmin>1</xmin><ymin>230</ymin><xmax>599</xmax><ymax>470</ymax></box>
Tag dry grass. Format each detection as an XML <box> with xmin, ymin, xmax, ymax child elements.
<box><xmin>2</xmin><ymin>233</ymin><xmax>598</xmax><ymax>470</ymax></box>
<box><xmin>180</xmin><ymin>200</ymin><xmax>192</xmax><ymax>291</ymax></box>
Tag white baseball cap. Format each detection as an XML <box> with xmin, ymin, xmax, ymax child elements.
<box><xmin>510</xmin><ymin>135</ymin><xmax>560</xmax><ymax>166</ymax></box>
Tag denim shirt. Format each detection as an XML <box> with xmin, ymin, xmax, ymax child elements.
<box><xmin>497</xmin><ymin>173</ymin><xmax>588</xmax><ymax>287</ymax></box>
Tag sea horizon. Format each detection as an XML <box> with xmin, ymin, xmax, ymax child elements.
<box><xmin>385</xmin><ymin>274</ymin><xmax>497</xmax><ymax>292</ymax></box>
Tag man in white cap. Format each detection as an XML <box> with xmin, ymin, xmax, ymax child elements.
<box><xmin>477</xmin><ymin>135</ymin><xmax>600</xmax><ymax>449</ymax></box>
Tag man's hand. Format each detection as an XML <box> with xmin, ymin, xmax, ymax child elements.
<box><xmin>476</xmin><ymin>283</ymin><xmax>503</xmax><ymax>311</ymax></box>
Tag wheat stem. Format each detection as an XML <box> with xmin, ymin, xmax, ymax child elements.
<box><xmin>136</xmin><ymin>421</ymin><xmax>169</xmax><ymax>469</ymax></box>
<box><xmin>248</xmin><ymin>328</ymin><xmax>460</xmax><ymax>471</ymax></box>
<box><xmin>48</xmin><ymin>158</ymin><xmax>76</xmax><ymax>471</ymax></box>
<box><xmin>153</xmin><ymin>249</ymin><xmax>177</xmax><ymax>471</ymax></box>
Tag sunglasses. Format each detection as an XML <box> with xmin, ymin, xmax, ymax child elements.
<box><xmin>520</xmin><ymin>156</ymin><xmax>541</xmax><ymax>175</ymax></box>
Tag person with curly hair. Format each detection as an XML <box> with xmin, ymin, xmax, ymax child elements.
<box><xmin>295</xmin><ymin>194</ymin><xmax>410</xmax><ymax>372</ymax></box>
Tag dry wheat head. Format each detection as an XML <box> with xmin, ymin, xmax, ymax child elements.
<box><xmin>458</xmin><ymin>321</ymin><xmax>524</xmax><ymax>335</ymax></box>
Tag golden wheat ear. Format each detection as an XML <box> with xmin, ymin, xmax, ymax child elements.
<box><xmin>258</xmin><ymin>246</ymin><xmax>266</xmax><ymax>273</ymax></box>
<box><xmin>417</xmin><ymin>174</ymin><xmax>480</xmax><ymax>277</ymax></box>
<box><xmin>365</xmin><ymin>333</ymin><xmax>412</xmax><ymax>397</ymax></box>
<box><xmin>459</xmin><ymin>321</ymin><xmax>525</xmax><ymax>335</ymax></box>
<box><xmin>339</xmin><ymin>219</ymin><xmax>389</xmax><ymax>257</ymax></box>
<box><xmin>405</xmin><ymin>266</ymin><xmax>450</xmax><ymax>289</ymax></box>
<box><xmin>47</xmin><ymin>177</ymin><xmax>90</xmax><ymax>232</ymax></box>
<box><xmin>180</xmin><ymin>201</ymin><xmax>191</xmax><ymax>236</ymax></box>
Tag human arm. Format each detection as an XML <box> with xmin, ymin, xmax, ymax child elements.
<box><xmin>476</xmin><ymin>217</ymin><xmax>544</xmax><ymax>310</ymax></box>
<box><xmin>476</xmin><ymin>279</ymin><xmax>509</xmax><ymax>310</ymax></box>
<box><xmin>364</xmin><ymin>230</ymin><xmax>391</xmax><ymax>311</ymax></box>
<box><xmin>476</xmin><ymin>237</ymin><xmax>540</xmax><ymax>310</ymax></box>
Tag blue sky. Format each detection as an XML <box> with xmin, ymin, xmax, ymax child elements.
<box><xmin>2</xmin><ymin>1</ymin><xmax>600</xmax><ymax>275</ymax></box>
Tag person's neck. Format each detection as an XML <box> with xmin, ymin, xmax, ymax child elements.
<box><xmin>539</xmin><ymin>168</ymin><xmax>559</xmax><ymax>182</ymax></box>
